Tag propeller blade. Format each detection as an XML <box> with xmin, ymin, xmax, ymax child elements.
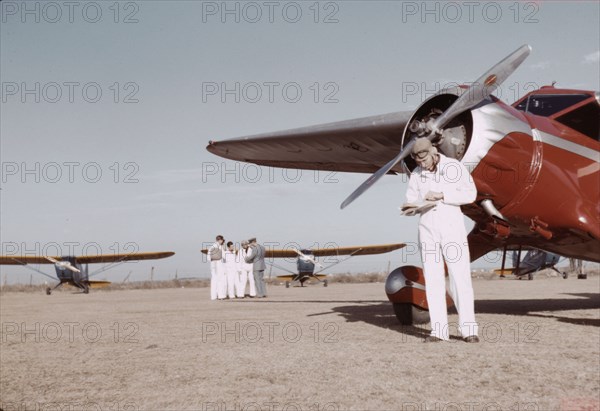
<box><xmin>340</xmin><ymin>44</ymin><xmax>532</xmax><ymax>209</ymax></box>
<box><xmin>340</xmin><ymin>139</ymin><xmax>416</xmax><ymax>209</ymax></box>
<box><xmin>65</xmin><ymin>264</ymin><xmax>81</xmax><ymax>273</ymax></box>
<box><xmin>429</xmin><ymin>44</ymin><xmax>531</xmax><ymax>134</ymax></box>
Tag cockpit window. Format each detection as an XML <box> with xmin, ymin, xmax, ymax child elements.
<box><xmin>515</xmin><ymin>94</ymin><xmax>590</xmax><ymax>116</ymax></box>
<box><xmin>556</xmin><ymin>102</ymin><xmax>600</xmax><ymax>141</ymax></box>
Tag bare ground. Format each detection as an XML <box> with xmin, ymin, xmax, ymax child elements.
<box><xmin>1</xmin><ymin>275</ymin><xmax>599</xmax><ymax>411</ymax></box>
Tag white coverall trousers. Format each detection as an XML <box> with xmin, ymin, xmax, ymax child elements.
<box><xmin>224</xmin><ymin>262</ymin><xmax>238</xmax><ymax>299</ymax></box>
<box><xmin>210</xmin><ymin>260</ymin><xmax>225</xmax><ymax>300</ymax></box>
<box><xmin>238</xmin><ymin>268</ymin><xmax>256</xmax><ymax>297</ymax></box>
<box><xmin>419</xmin><ymin>210</ymin><xmax>478</xmax><ymax>340</ymax></box>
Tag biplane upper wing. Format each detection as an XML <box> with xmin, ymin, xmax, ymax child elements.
<box><xmin>0</xmin><ymin>256</ymin><xmax>56</xmax><ymax>265</ymax></box>
<box><xmin>265</xmin><ymin>243</ymin><xmax>406</xmax><ymax>258</ymax></box>
<box><xmin>76</xmin><ymin>252</ymin><xmax>175</xmax><ymax>264</ymax></box>
<box><xmin>0</xmin><ymin>252</ymin><xmax>175</xmax><ymax>265</ymax></box>
<box><xmin>203</xmin><ymin>244</ymin><xmax>405</xmax><ymax>258</ymax></box>
<box><xmin>200</xmin><ymin>249</ymin><xmax>299</xmax><ymax>258</ymax></box>
<box><xmin>207</xmin><ymin>111</ymin><xmax>412</xmax><ymax>174</ymax></box>
<box><xmin>310</xmin><ymin>243</ymin><xmax>406</xmax><ymax>257</ymax></box>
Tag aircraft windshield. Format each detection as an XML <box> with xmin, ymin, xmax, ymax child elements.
<box><xmin>515</xmin><ymin>93</ymin><xmax>599</xmax><ymax>140</ymax></box>
<box><xmin>514</xmin><ymin>94</ymin><xmax>590</xmax><ymax>116</ymax></box>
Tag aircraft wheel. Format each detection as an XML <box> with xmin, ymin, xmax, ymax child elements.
<box><xmin>562</xmin><ymin>272</ymin><xmax>568</xmax><ymax>279</ymax></box>
<box><xmin>528</xmin><ymin>273</ymin><xmax>533</xmax><ymax>281</ymax></box>
<box><xmin>323</xmin><ymin>280</ymin><xmax>328</xmax><ymax>287</ymax></box>
<box><xmin>46</xmin><ymin>287</ymin><xmax>52</xmax><ymax>295</ymax></box>
<box><xmin>577</xmin><ymin>274</ymin><xmax>587</xmax><ymax>280</ymax></box>
<box><xmin>285</xmin><ymin>281</ymin><xmax>290</xmax><ymax>288</ymax></box>
<box><xmin>83</xmin><ymin>286</ymin><xmax>90</xmax><ymax>294</ymax></box>
<box><xmin>392</xmin><ymin>303</ymin><xmax>429</xmax><ymax>325</ymax></box>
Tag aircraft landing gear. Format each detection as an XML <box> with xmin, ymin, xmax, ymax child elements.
<box><xmin>285</xmin><ymin>281</ymin><xmax>290</xmax><ymax>288</ymax></box>
<box><xmin>577</xmin><ymin>273</ymin><xmax>588</xmax><ymax>279</ymax></box>
<box><xmin>323</xmin><ymin>280</ymin><xmax>328</xmax><ymax>287</ymax></box>
<box><xmin>392</xmin><ymin>303</ymin><xmax>429</xmax><ymax>325</ymax></box>
<box><xmin>46</xmin><ymin>287</ymin><xmax>52</xmax><ymax>295</ymax></box>
<box><xmin>562</xmin><ymin>271</ymin><xmax>568</xmax><ymax>279</ymax></box>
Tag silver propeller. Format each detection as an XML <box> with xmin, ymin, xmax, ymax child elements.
<box><xmin>45</xmin><ymin>256</ymin><xmax>81</xmax><ymax>273</ymax></box>
<box><xmin>340</xmin><ymin>44</ymin><xmax>532</xmax><ymax>210</ymax></box>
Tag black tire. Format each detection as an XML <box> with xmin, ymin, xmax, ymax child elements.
<box><xmin>323</xmin><ymin>280</ymin><xmax>328</xmax><ymax>287</ymax></box>
<box><xmin>285</xmin><ymin>281</ymin><xmax>290</xmax><ymax>288</ymax></box>
<box><xmin>577</xmin><ymin>274</ymin><xmax>587</xmax><ymax>280</ymax></box>
<box><xmin>562</xmin><ymin>272</ymin><xmax>568</xmax><ymax>279</ymax></box>
<box><xmin>528</xmin><ymin>273</ymin><xmax>533</xmax><ymax>281</ymax></box>
<box><xmin>46</xmin><ymin>287</ymin><xmax>52</xmax><ymax>295</ymax></box>
<box><xmin>392</xmin><ymin>303</ymin><xmax>430</xmax><ymax>325</ymax></box>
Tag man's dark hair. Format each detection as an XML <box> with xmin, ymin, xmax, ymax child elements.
<box><xmin>227</xmin><ymin>241</ymin><xmax>233</xmax><ymax>247</ymax></box>
<box><xmin>216</xmin><ymin>235</ymin><xmax>224</xmax><ymax>241</ymax></box>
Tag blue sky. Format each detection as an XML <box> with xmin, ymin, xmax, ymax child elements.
<box><xmin>1</xmin><ymin>1</ymin><xmax>599</xmax><ymax>283</ymax></box>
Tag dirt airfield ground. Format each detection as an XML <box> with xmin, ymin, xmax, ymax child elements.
<box><xmin>1</xmin><ymin>274</ymin><xmax>599</xmax><ymax>411</ymax></box>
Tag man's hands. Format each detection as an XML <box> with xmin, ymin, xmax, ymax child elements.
<box><xmin>425</xmin><ymin>191</ymin><xmax>444</xmax><ymax>201</ymax></box>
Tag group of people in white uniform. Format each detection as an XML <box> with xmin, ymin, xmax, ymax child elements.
<box><xmin>206</xmin><ymin>235</ymin><xmax>267</xmax><ymax>300</ymax></box>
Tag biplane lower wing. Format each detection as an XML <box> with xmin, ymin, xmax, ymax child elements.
<box><xmin>87</xmin><ymin>280</ymin><xmax>112</xmax><ymax>289</ymax></box>
<box><xmin>207</xmin><ymin>111</ymin><xmax>412</xmax><ymax>174</ymax></box>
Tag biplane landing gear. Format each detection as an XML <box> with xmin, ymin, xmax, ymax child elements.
<box><xmin>46</xmin><ymin>287</ymin><xmax>52</xmax><ymax>295</ymax></box>
<box><xmin>528</xmin><ymin>272</ymin><xmax>533</xmax><ymax>281</ymax></box>
<box><xmin>562</xmin><ymin>271</ymin><xmax>569</xmax><ymax>279</ymax></box>
<box><xmin>285</xmin><ymin>281</ymin><xmax>290</xmax><ymax>288</ymax></box>
<box><xmin>83</xmin><ymin>285</ymin><xmax>90</xmax><ymax>294</ymax></box>
<box><xmin>392</xmin><ymin>303</ymin><xmax>429</xmax><ymax>325</ymax></box>
<box><xmin>323</xmin><ymin>280</ymin><xmax>328</xmax><ymax>287</ymax></box>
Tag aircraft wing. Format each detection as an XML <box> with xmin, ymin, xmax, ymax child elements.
<box><xmin>0</xmin><ymin>252</ymin><xmax>174</xmax><ymax>265</ymax></box>
<box><xmin>0</xmin><ymin>256</ymin><xmax>58</xmax><ymax>265</ymax></box>
<box><xmin>76</xmin><ymin>252</ymin><xmax>175</xmax><ymax>264</ymax></box>
<box><xmin>206</xmin><ymin>111</ymin><xmax>412</xmax><ymax>173</ymax></box>
<box><xmin>264</xmin><ymin>243</ymin><xmax>406</xmax><ymax>258</ymax></box>
<box><xmin>310</xmin><ymin>243</ymin><xmax>405</xmax><ymax>257</ymax></box>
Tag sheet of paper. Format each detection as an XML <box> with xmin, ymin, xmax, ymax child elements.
<box><xmin>399</xmin><ymin>201</ymin><xmax>437</xmax><ymax>216</ymax></box>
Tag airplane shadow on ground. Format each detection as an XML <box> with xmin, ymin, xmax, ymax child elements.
<box><xmin>327</xmin><ymin>293</ymin><xmax>600</xmax><ymax>338</ymax></box>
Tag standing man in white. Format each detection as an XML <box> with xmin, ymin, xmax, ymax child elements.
<box><xmin>223</xmin><ymin>241</ymin><xmax>238</xmax><ymax>299</ymax></box>
<box><xmin>404</xmin><ymin>138</ymin><xmax>479</xmax><ymax>343</ymax></box>
<box><xmin>207</xmin><ymin>235</ymin><xmax>225</xmax><ymax>300</ymax></box>
<box><xmin>237</xmin><ymin>240</ymin><xmax>256</xmax><ymax>298</ymax></box>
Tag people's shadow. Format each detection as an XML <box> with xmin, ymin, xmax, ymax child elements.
<box><xmin>329</xmin><ymin>293</ymin><xmax>600</xmax><ymax>338</ymax></box>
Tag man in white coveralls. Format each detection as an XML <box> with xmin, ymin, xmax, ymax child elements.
<box><xmin>405</xmin><ymin>137</ymin><xmax>479</xmax><ymax>343</ymax></box>
<box><xmin>207</xmin><ymin>235</ymin><xmax>225</xmax><ymax>300</ymax></box>
<box><xmin>237</xmin><ymin>240</ymin><xmax>256</xmax><ymax>298</ymax></box>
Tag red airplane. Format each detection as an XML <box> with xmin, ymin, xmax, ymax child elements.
<box><xmin>206</xmin><ymin>45</ymin><xmax>599</xmax><ymax>324</ymax></box>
